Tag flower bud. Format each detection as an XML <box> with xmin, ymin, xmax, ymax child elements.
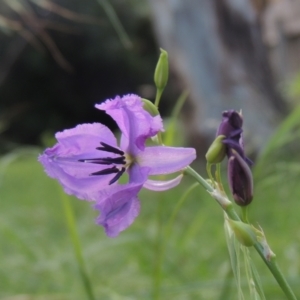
<box><xmin>205</xmin><ymin>135</ymin><xmax>226</xmax><ymax>164</ymax></box>
<box><xmin>228</xmin><ymin>150</ymin><xmax>253</xmax><ymax>206</ymax></box>
<box><xmin>227</xmin><ymin>219</ymin><xmax>257</xmax><ymax>247</ymax></box>
<box><xmin>142</xmin><ymin>98</ymin><xmax>160</xmax><ymax>116</ymax></box>
<box><xmin>217</xmin><ymin>110</ymin><xmax>243</xmax><ymax>138</ymax></box>
<box><xmin>154</xmin><ymin>48</ymin><xmax>169</xmax><ymax>90</ymax></box>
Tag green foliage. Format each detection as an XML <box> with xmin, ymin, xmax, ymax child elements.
<box><xmin>224</xmin><ymin>220</ymin><xmax>266</xmax><ymax>300</ymax></box>
<box><xmin>255</xmin><ymin>105</ymin><xmax>300</xmax><ymax>178</ymax></box>
<box><xmin>0</xmin><ymin>137</ymin><xmax>299</xmax><ymax>299</ymax></box>
<box><xmin>0</xmin><ymin>149</ymin><xmax>229</xmax><ymax>299</ymax></box>
<box><xmin>2</xmin><ymin>104</ymin><xmax>300</xmax><ymax>299</ymax></box>
<box><xmin>284</xmin><ymin>72</ymin><xmax>300</xmax><ymax>103</ymax></box>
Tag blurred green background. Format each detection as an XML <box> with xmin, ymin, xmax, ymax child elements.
<box><xmin>1</xmin><ymin>0</ymin><xmax>300</xmax><ymax>299</ymax></box>
<box><xmin>1</xmin><ymin>124</ymin><xmax>300</xmax><ymax>299</ymax></box>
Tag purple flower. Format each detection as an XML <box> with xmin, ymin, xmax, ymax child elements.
<box><xmin>217</xmin><ymin>110</ymin><xmax>253</xmax><ymax>206</ymax></box>
<box><xmin>39</xmin><ymin>94</ymin><xmax>196</xmax><ymax>237</ymax></box>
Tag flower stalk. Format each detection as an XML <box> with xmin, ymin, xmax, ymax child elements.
<box><xmin>184</xmin><ymin>166</ymin><xmax>297</xmax><ymax>300</ymax></box>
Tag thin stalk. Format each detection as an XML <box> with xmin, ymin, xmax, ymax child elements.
<box><xmin>60</xmin><ymin>190</ymin><xmax>96</xmax><ymax>300</ymax></box>
<box><xmin>216</xmin><ymin>163</ymin><xmax>225</xmax><ymax>191</ymax></box>
<box><xmin>184</xmin><ymin>166</ymin><xmax>213</xmax><ymax>192</ymax></box>
<box><xmin>157</xmin><ymin>132</ymin><xmax>163</xmax><ymax>145</ymax></box>
<box><xmin>253</xmin><ymin>243</ymin><xmax>297</xmax><ymax>300</ymax></box>
<box><xmin>184</xmin><ymin>166</ymin><xmax>298</xmax><ymax>300</ymax></box>
<box><xmin>152</xmin><ymin>193</ymin><xmax>164</xmax><ymax>300</ymax></box>
<box><xmin>241</xmin><ymin>206</ymin><xmax>249</xmax><ymax>223</ymax></box>
<box><xmin>206</xmin><ymin>163</ymin><xmax>215</xmax><ymax>186</ymax></box>
<box><xmin>97</xmin><ymin>0</ymin><xmax>132</xmax><ymax>49</ymax></box>
<box><xmin>154</xmin><ymin>88</ymin><xmax>163</xmax><ymax>107</ymax></box>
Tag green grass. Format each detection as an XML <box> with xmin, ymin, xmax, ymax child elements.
<box><xmin>0</xmin><ymin>147</ymin><xmax>300</xmax><ymax>299</ymax></box>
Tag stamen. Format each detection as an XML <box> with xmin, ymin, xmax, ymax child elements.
<box><xmin>79</xmin><ymin>157</ymin><xmax>126</xmax><ymax>165</ymax></box>
<box><xmin>79</xmin><ymin>142</ymin><xmax>127</xmax><ymax>184</ymax></box>
<box><xmin>90</xmin><ymin>166</ymin><xmax>119</xmax><ymax>176</ymax></box>
<box><xmin>109</xmin><ymin>167</ymin><xmax>126</xmax><ymax>185</ymax></box>
<box><xmin>96</xmin><ymin>142</ymin><xmax>124</xmax><ymax>155</ymax></box>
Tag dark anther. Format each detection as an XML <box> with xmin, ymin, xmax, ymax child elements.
<box><xmin>109</xmin><ymin>167</ymin><xmax>126</xmax><ymax>185</ymax></box>
<box><xmin>80</xmin><ymin>142</ymin><xmax>126</xmax><ymax>184</ymax></box>
<box><xmin>79</xmin><ymin>157</ymin><xmax>126</xmax><ymax>165</ymax></box>
<box><xmin>90</xmin><ymin>166</ymin><xmax>119</xmax><ymax>176</ymax></box>
<box><xmin>96</xmin><ymin>142</ymin><xmax>124</xmax><ymax>156</ymax></box>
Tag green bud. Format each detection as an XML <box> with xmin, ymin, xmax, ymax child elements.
<box><xmin>154</xmin><ymin>48</ymin><xmax>169</xmax><ymax>90</ymax></box>
<box><xmin>227</xmin><ymin>219</ymin><xmax>257</xmax><ymax>247</ymax></box>
<box><xmin>142</xmin><ymin>98</ymin><xmax>160</xmax><ymax>116</ymax></box>
<box><xmin>205</xmin><ymin>135</ymin><xmax>226</xmax><ymax>164</ymax></box>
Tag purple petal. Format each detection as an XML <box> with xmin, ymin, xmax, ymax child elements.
<box><xmin>96</xmin><ymin>94</ymin><xmax>163</xmax><ymax>154</ymax></box>
<box><xmin>228</xmin><ymin>150</ymin><xmax>253</xmax><ymax>206</ymax></box>
<box><xmin>94</xmin><ymin>183</ymin><xmax>143</xmax><ymax>237</ymax></box>
<box><xmin>217</xmin><ymin>110</ymin><xmax>243</xmax><ymax>138</ymax></box>
<box><xmin>143</xmin><ymin>174</ymin><xmax>183</xmax><ymax>191</ymax></box>
<box><xmin>127</xmin><ymin>164</ymin><xmax>151</xmax><ymax>184</ymax></box>
<box><xmin>94</xmin><ymin>164</ymin><xmax>149</xmax><ymax>236</ymax></box>
<box><xmin>38</xmin><ymin>123</ymin><xmax>120</xmax><ymax>200</ymax></box>
<box><xmin>137</xmin><ymin>146</ymin><xmax>196</xmax><ymax>175</ymax></box>
<box><xmin>55</xmin><ymin>123</ymin><xmax>117</xmax><ymax>155</ymax></box>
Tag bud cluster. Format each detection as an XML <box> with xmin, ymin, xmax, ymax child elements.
<box><xmin>206</xmin><ymin>110</ymin><xmax>253</xmax><ymax>206</ymax></box>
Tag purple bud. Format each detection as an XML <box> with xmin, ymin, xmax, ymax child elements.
<box><xmin>228</xmin><ymin>150</ymin><xmax>253</xmax><ymax>206</ymax></box>
<box><xmin>214</xmin><ymin>109</ymin><xmax>254</xmax><ymax>205</ymax></box>
<box><xmin>217</xmin><ymin>110</ymin><xmax>243</xmax><ymax>139</ymax></box>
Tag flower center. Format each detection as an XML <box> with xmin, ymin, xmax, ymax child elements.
<box><xmin>78</xmin><ymin>142</ymin><xmax>129</xmax><ymax>185</ymax></box>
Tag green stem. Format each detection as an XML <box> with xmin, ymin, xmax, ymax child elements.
<box><xmin>157</xmin><ymin>132</ymin><xmax>163</xmax><ymax>145</ymax></box>
<box><xmin>184</xmin><ymin>166</ymin><xmax>213</xmax><ymax>192</ymax></box>
<box><xmin>206</xmin><ymin>163</ymin><xmax>215</xmax><ymax>187</ymax></box>
<box><xmin>60</xmin><ymin>190</ymin><xmax>96</xmax><ymax>300</ymax></box>
<box><xmin>253</xmin><ymin>243</ymin><xmax>297</xmax><ymax>300</ymax></box>
<box><xmin>154</xmin><ymin>88</ymin><xmax>163</xmax><ymax>107</ymax></box>
<box><xmin>216</xmin><ymin>163</ymin><xmax>225</xmax><ymax>191</ymax></box>
<box><xmin>241</xmin><ymin>206</ymin><xmax>249</xmax><ymax>223</ymax></box>
<box><xmin>184</xmin><ymin>166</ymin><xmax>297</xmax><ymax>300</ymax></box>
<box><xmin>152</xmin><ymin>194</ymin><xmax>164</xmax><ymax>300</ymax></box>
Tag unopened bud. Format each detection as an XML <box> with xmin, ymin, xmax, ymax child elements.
<box><xmin>217</xmin><ymin>110</ymin><xmax>243</xmax><ymax>137</ymax></box>
<box><xmin>227</xmin><ymin>219</ymin><xmax>257</xmax><ymax>247</ymax></box>
<box><xmin>142</xmin><ymin>98</ymin><xmax>160</xmax><ymax>116</ymax></box>
<box><xmin>205</xmin><ymin>135</ymin><xmax>226</xmax><ymax>164</ymax></box>
<box><xmin>228</xmin><ymin>150</ymin><xmax>253</xmax><ymax>206</ymax></box>
<box><xmin>154</xmin><ymin>48</ymin><xmax>169</xmax><ymax>90</ymax></box>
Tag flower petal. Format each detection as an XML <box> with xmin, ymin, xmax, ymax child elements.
<box><xmin>143</xmin><ymin>174</ymin><xmax>183</xmax><ymax>191</ymax></box>
<box><xmin>55</xmin><ymin>123</ymin><xmax>117</xmax><ymax>155</ymax></box>
<box><xmin>137</xmin><ymin>146</ymin><xmax>196</xmax><ymax>175</ymax></box>
<box><xmin>94</xmin><ymin>183</ymin><xmax>143</xmax><ymax>237</ymax></box>
<box><xmin>96</xmin><ymin>94</ymin><xmax>163</xmax><ymax>154</ymax></box>
<box><xmin>93</xmin><ymin>164</ymin><xmax>150</xmax><ymax>236</ymax></box>
<box><xmin>38</xmin><ymin>123</ymin><xmax>120</xmax><ymax>200</ymax></box>
<box><xmin>128</xmin><ymin>164</ymin><xmax>151</xmax><ymax>184</ymax></box>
